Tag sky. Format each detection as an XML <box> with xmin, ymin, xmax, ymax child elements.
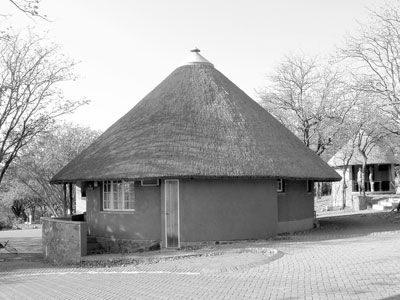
<box><xmin>1</xmin><ymin>0</ymin><xmax>384</xmax><ymax>131</ymax></box>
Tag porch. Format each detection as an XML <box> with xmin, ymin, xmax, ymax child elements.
<box><xmin>350</xmin><ymin>164</ymin><xmax>396</xmax><ymax>193</ymax></box>
<box><xmin>352</xmin><ymin>180</ymin><xmax>395</xmax><ymax>193</ymax></box>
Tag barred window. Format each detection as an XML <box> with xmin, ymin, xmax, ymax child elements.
<box><xmin>103</xmin><ymin>180</ymin><xmax>135</xmax><ymax>211</ymax></box>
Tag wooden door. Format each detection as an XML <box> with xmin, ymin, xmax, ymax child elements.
<box><xmin>165</xmin><ymin>180</ymin><xmax>180</xmax><ymax>248</ymax></box>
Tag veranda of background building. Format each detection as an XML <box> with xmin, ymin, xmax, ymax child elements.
<box><xmin>329</xmin><ymin>141</ymin><xmax>399</xmax><ymax>208</ymax></box>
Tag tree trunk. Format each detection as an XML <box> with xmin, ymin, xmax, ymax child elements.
<box><xmin>315</xmin><ymin>182</ymin><xmax>322</xmax><ymax>199</ymax></box>
<box><xmin>29</xmin><ymin>206</ymin><xmax>36</xmax><ymax>223</ymax></box>
<box><xmin>63</xmin><ymin>184</ymin><xmax>67</xmax><ymax>217</ymax></box>
<box><xmin>361</xmin><ymin>159</ymin><xmax>367</xmax><ymax>197</ymax></box>
<box><xmin>342</xmin><ymin>167</ymin><xmax>348</xmax><ymax>209</ymax></box>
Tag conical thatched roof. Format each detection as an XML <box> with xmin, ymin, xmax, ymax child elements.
<box><xmin>328</xmin><ymin>139</ymin><xmax>400</xmax><ymax>167</ymax></box>
<box><xmin>51</xmin><ymin>50</ymin><xmax>340</xmax><ymax>184</ymax></box>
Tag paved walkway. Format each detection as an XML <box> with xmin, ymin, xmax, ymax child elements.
<box><xmin>1</xmin><ymin>212</ymin><xmax>400</xmax><ymax>299</ymax></box>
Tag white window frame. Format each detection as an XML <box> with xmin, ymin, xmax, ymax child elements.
<box><xmin>102</xmin><ymin>180</ymin><xmax>135</xmax><ymax>211</ymax></box>
<box><xmin>277</xmin><ymin>179</ymin><xmax>285</xmax><ymax>193</ymax></box>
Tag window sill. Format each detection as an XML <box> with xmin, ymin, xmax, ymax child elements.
<box><xmin>101</xmin><ymin>210</ymin><xmax>135</xmax><ymax>214</ymax></box>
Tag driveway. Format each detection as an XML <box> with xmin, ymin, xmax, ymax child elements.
<box><xmin>1</xmin><ymin>212</ymin><xmax>400</xmax><ymax>300</ymax></box>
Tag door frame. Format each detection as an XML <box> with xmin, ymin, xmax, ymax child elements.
<box><xmin>164</xmin><ymin>179</ymin><xmax>180</xmax><ymax>248</ymax></box>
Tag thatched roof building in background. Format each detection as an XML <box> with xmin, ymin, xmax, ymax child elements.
<box><xmin>52</xmin><ymin>49</ymin><xmax>340</xmax><ymax>184</ymax></box>
<box><xmin>329</xmin><ymin>136</ymin><xmax>399</xmax><ymax>207</ymax></box>
<box><xmin>328</xmin><ymin>139</ymin><xmax>400</xmax><ymax>167</ymax></box>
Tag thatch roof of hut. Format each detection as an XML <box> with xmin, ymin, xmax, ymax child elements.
<box><xmin>51</xmin><ymin>50</ymin><xmax>340</xmax><ymax>183</ymax></box>
<box><xmin>328</xmin><ymin>138</ymin><xmax>400</xmax><ymax>167</ymax></box>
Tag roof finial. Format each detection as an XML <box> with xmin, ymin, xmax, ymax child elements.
<box><xmin>182</xmin><ymin>47</ymin><xmax>214</xmax><ymax>67</ymax></box>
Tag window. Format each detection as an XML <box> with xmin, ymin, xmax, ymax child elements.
<box><xmin>277</xmin><ymin>179</ymin><xmax>285</xmax><ymax>193</ymax></box>
<box><xmin>103</xmin><ymin>180</ymin><xmax>135</xmax><ymax>211</ymax></box>
<box><xmin>141</xmin><ymin>179</ymin><xmax>160</xmax><ymax>186</ymax></box>
<box><xmin>307</xmin><ymin>180</ymin><xmax>313</xmax><ymax>193</ymax></box>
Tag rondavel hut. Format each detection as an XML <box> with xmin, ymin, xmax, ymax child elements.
<box><xmin>50</xmin><ymin>49</ymin><xmax>340</xmax><ymax>252</ymax></box>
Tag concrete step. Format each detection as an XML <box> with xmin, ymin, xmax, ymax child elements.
<box><xmin>87</xmin><ymin>236</ymin><xmax>105</xmax><ymax>254</ymax></box>
<box><xmin>87</xmin><ymin>248</ymin><xmax>106</xmax><ymax>255</ymax></box>
<box><xmin>378</xmin><ymin>200</ymin><xmax>398</xmax><ymax>209</ymax></box>
<box><xmin>87</xmin><ymin>236</ymin><xmax>97</xmax><ymax>243</ymax></box>
<box><xmin>372</xmin><ymin>204</ymin><xmax>393</xmax><ymax>211</ymax></box>
<box><xmin>388</xmin><ymin>198</ymin><xmax>400</xmax><ymax>203</ymax></box>
<box><xmin>87</xmin><ymin>243</ymin><xmax>102</xmax><ymax>251</ymax></box>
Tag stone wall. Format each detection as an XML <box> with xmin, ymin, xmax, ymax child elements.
<box><xmin>96</xmin><ymin>237</ymin><xmax>159</xmax><ymax>253</ymax></box>
<box><xmin>352</xmin><ymin>195</ymin><xmax>371</xmax><ymax>211</ymax></box>
<box><xmin>42</xmin><ymin>217</ymin><xmax>87</xmax><ymax>264</ymax></box>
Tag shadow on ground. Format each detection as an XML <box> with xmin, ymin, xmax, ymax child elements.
<box><xmin>1</xmin><ymin>212</ymin><xmax>400</xmax><ymax>272</ymax></box>
<box><xmin>0</xmin><ymin>230</ymin><xmax>56</xmax><ymax>273</ymax></box>
<box><xmin>0</xmin><ymin>251</ymin><xmax>54</xmax><ymax>273</ymax></box>
<box><xmin>296</xmin><ymin>211</ymin><xmax>400</xmax><ymax>241</ymax></box>
<box><xmin>382</xmin><ymin>294</ymin><xmax>400</xmax><ymax>300</ymax></box>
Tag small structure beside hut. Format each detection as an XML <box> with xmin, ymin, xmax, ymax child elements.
<box><xmin>44</xmin><ymin>49</ymin><xmax>340</xmax><ymax>263</ymax></box>
<box><xmin>328</xmin><ymin>138</ymin><xmax>399</xmax><ymax>209</ymax></box>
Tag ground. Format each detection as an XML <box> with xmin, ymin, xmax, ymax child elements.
<box><xmin>1</xmin><ymin>211</ymin><xmax>400</xmax><ymax>299</ymax></box>
<box><xmin>314</xmin><ymin>193</ymin><xmax>399</xmax><ymax>213</ymax></box>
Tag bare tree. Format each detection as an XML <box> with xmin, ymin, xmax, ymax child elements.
<box><xmin>327</xmin><ymin>91</ymin><xmax>389</xmax><ymax>208</ymax></box>
<box><xmin>258</xmin><ymin>54</ymin><xmax>357</xmax><ymax>157</ymax></box>
<box><xmin>7</xmin><ymin>122</ymin><xmax>100</xmax><ymax>217</ymax></box>
<box><xmin>341</xmin><ymin>2</ymin><xmax>400</xmax><ymax>134</ymax></box>
<box><xmin>0</xmin><ymin>32</ymin><xmax>88</xmax><ymax>186</ymax></box>
<box><xmin>2</xmin><ymin>0</ymin><xmax>47</xmax><ymax>20</ymax></box>
<box><xmin>330</xmin><ymin>130</ymin><xmax>357</xmax><ymax>209</ymax></box>
<box><xmin>350</xmin><ymin>92</ymin><xmax>389</xmax><ymax>196</ymax></box>
<box><xmin>0</xmin><ymin>178</ymin><xmax>43</xmax><ymax>221</ymax></box>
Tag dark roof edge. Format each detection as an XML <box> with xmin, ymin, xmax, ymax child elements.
<box><xmin>331</xmin><ymin>162</ymin><xmax>400</xmax><ymax>168</ymax></box>
<box><xmin>51</xmin><ymin>174</ymin><xmax>341</xmax><ymax>185</ymax></box>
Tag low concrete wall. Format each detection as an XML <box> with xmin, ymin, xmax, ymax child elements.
<box><xmin>42</xmin><ymin>217</ymin><xmax>87</xmax><ymax>264</ymax></box>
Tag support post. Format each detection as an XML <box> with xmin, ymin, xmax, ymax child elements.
<box><xmin>63</xmin><ymin>183</ymin><xmax>67</xmax><ymax>217</ymax></box>
<box><xmin>69</xmin><ymin>183</ymin><xmax>73</xmax><ymax>215</ymax></box>
<box><xmin>390</xmin><ymin>164</ymin><xmax>396</xmax><ymax>192</ymax></box>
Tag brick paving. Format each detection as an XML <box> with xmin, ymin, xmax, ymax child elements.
<box><xmin>1</xmin><ymin>212</ymin><xmax>400</xmax><ymax>299</ymax></box>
